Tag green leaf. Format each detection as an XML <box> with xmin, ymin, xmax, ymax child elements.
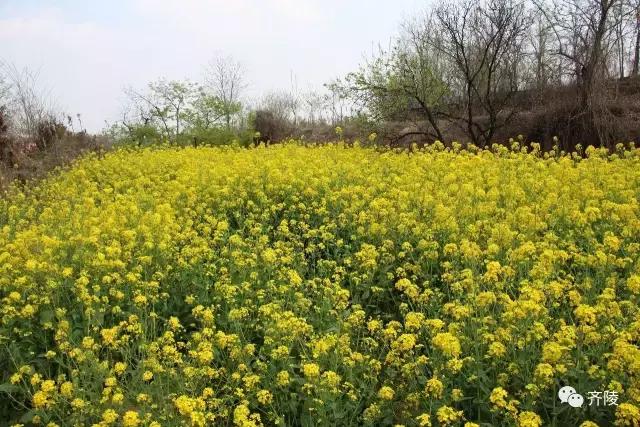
<box><xmin>39</xmin><ymin>308</ymin><xmax>55</xmax><ymax>324</ymax></box>
<box><xmin>0</xmin><ymin>383</ymin><xmax>20</xmax><ymax>394</ymax></box>
<box><xmin>20</xmin><ymin>409</ymin><xmax>39</xmax><ymax>423</ymax></box>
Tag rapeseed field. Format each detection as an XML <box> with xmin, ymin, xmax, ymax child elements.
<box><xmin>1</xmin><ymin>142</ymin><xmax>640</xmax><ymax>426</ymax></box>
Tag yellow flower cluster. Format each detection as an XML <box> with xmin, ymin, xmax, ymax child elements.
<box><xmin>1</xmin><ymin>142</ymin><xmax>640</xmax><ymax>426</ymax></box>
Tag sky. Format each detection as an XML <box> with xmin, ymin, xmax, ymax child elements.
<box><xmin>0</xmin><ymin>0</ymin><xmax>425</xmax><ymax>132</ymax></box>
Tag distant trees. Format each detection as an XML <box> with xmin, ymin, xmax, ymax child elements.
<box><xmin>125</xmin><ymin>80</ymin><xmax>195</xmax><ymax>138</ymax></box>
<box><xmin>253</xmin><ymin>89</ymin><xmax>320</xmax><ymax>142</ymax></box>
<box><xmin>184</xmin><ymin>87</ymin><xmax>227</xmax><ymax>131</ymax></box>
<box><xmin>112</xmin><ymin>0</ymin><xmax>640</xmax><ymax>148</ymax></box>
<box><xmin>526</xmin><ymin>9</ymin><xmax>560</xmax><ymax>91</ymax></box>
<box><xmin>254</xmin><ymin>84</ymin><xmax>353</xmax><ymax>131</ymax></box>
<box><xmin>529</xmin><ymin>0</ymin><xmax>638</xmax><ymax>145</ymax></box>
<box><xmin>522</xmin><ymin>0</ymin><xmax>640</xmax><ymax>100</ymax></box>
<box><xmin>204</xmin><ymin>55</ymin><xmax>245</xmax><ymax>130</ymax></box>
<box><xmin>338</xmin><ymin>0</ymin><xmax>530</xmax><ymax>147</ymax></box>
<box><xmin>336</xmin><ymin>36</ymin><xmax>448</xmax><ymax>141</ymax></box>
<box><xmin>323</xmin><ymin>82</ymin><xmax>352</xmax><ymax>126</ymax></box>
<box><xmin>0</xmin><ymin>62</ymin><xmax>98</xmax><ymax>172</ymax></box>
<box><xmin>0</xmin><ymin>105</ymin><xmax>10</xmax><ymax>163</ymax></box>
<box><xmin>335</xmin><ymin>0</ymin><xmax>640</xmax><ymax>148</ymax></box>
<box><xmin>0</xmin><ymin>61</ymin><xmax>76</xmax><ymax>155</ymax></box>
<box><xmin>116</xmin><ymin>55</ymin><xmax>253</xmax><ymax>146</ymax></box>
<box><xmin>302</xmin><ymin>90</ymin><xmax>327</xmax><ymax>126</ymax></box>
<box><xmin>534</xmin><ymin>0</ymin><xmax>620</xmax><ymax>106</ymax></box>
<box><xmin>259</xmin><ymin>90</ymin><xmax>297</xmax><ymax>123</ymax></box>
<box><xmin>254</xmin><ymin>66</ymin><xmax>354</xmax><ymax>129</ymax></box>
<box><xmin>437</xmin><ymin>0</ymin><xmax>531</xmax><ymax>145</ymax></box>
<box><xmin>122</xmin><ymin>79</ymin><xmax>237</xmax><ymax>144</ymax></box>
<box><xmin>0</xmin><ymin>62</ymin><xmax>57</xmax><ymax>140</ymax></box>
<box><xmin>0</xmin><ymin>75</ymin><xmax>10</xmax><ymax>156</ymax></box>
<box><xmin>250</xmin><ymin>0</ymin><xmax>640</xmax><ymax>147</ymax></box>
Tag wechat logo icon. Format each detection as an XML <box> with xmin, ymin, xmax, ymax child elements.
<box><xmin>558</xmin><ymin>386</ymin><xmax>584</xmax><ymax>408</ymax></box>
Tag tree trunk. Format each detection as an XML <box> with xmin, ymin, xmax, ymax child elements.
<box><xmin>634</xmin><ymin>16</ymin><xmax>640</xmax><ymax>76</ymax></box>
<box><xmin>413</xmin><ymin>96</ymin><xmax>444</xmax><ymax>142</ymax></box>
<box><xmin>580</xmin><ymin>2</ymin><xmax>610</xmax><ymax>109</ymax></box>
<box><xmin>176</xmin><ymin>107</ymin><xmax>180</xmax><ymax>137</ymax></box>
<box><xmin>617</xmin><ymin>1</ymin><xmax>625</xmax><ymax>79</ymax></box>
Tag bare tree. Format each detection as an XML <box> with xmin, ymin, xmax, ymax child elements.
<box><xmin>0</xmin><ymin>74</ymin><xmax>10</xmax><ymax>107</ymax></box>
<box><xmin>121</xmin><ymin>98</ymin><xmax>153</xmax><ymax>131</ymax></box>
<box><xmin>205</xmin><ymin>55</ymin><xmax>245</xmax><ymax>130</ymax></box>
<box><xmin>527</xmin><ymin>9</ymin><xmax>560</xmax><ymax>90</ymax></box>
<box><xmin>302</xmin><ymin>90</ymin><xmax>326</xmax><ymax>125</ymax></box>
<box><xmin>432</xmin><ymin>0</ymin><xmax>531</xmax><ymax>146</ymax></box>
<box><xmin>534</xmin><ymin>0</ymin><xmax>622</xmax><ymax>106</ymax></box>
<box><xmin>0</xmin><ymin>62</ymin><xmax>55</xmax><ymax>138</ymax></box>
<box><xmin>124</xmin><ymin>86</ymin><xmax>170</xmax><ymax>137</ymax></box>
<box><xmin>613</xmin><ymin>0</ymin><xmax>628</xmax><ymax>79</ymax></box>
<box><xmin>259</xmin><ymin>90</ymin><xmax>296</xmax><ymax>122</ymax></box>
<box><xmin>335</xmin><ymin>0</ymin><xmax>530</xmax><ymax>146</ymax></box>
<box><xmin>324</xmin><ymin>80</ymin><xmax>354</xmax><ymax>126</ymax></box>
<box><xmin>531</xmin><ymin>0</ymin><xmax>637</xmax><ymax>147</ymax></box>
<box><xmin>288</xmin><ymin>71</ymin><xmax>301</xmax><ymax>125</ymax></box>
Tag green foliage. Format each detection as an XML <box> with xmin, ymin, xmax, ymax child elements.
<box><xmin>341</xmin><ymin>38</ymin><xmax>448</xmax><ymax>126</ymax></box>
<box><xmin>343</xmin><ymin>112</ymin><xmax>380</xmax><ymax>138</ymax></box>
<box><xmin>144</xmin><ymin>79</ymin><xmax>195</xmax><ymax>137</ymax></box>
<box><xmin>130</xmin><ymin>124</ymin><xmax>161</xmax><ymax>145</ymax></box>
<box><xmin>183</xmin><ymin>89</ymin><xmax>226</xmax><ymax>131</ymax></box>
<box><xmin>105</xmin><ymin>122</ymin><xmax>160</xmax><ymax>147</ymax></box>
<box><xmin>116</xmin><ymin>79</ymin><xmax>252</xmax><ymax>148</ymax></box>
<box><xmin>176</xmin><ymin>127</ymin><xmax>254</xmax><ymax>148</ymax></box>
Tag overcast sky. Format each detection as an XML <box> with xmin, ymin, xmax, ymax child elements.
<box><xmin>0</xmin><ymin>0</ymin><xmax>425</xmax><ymax>132</ymax></box>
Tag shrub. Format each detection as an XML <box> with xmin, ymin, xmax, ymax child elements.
<box><xmin>179</xmin><ymin>127</ymin><xmax>253</xmax><ymax>148</ymax></box>
<box><xmin>253</xmin><ymin>110</ymin><xmax>293</xmax><ymax>143</ymax></box>
<box><xmin>34</xmin><ymin>118</ymin><xmax>66</xmax><ymax>151</ymax></box>
<box><xmin>0</xmin><ymin>106</ymin><xmax>12</xmax><ymax>163</ymax></box>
